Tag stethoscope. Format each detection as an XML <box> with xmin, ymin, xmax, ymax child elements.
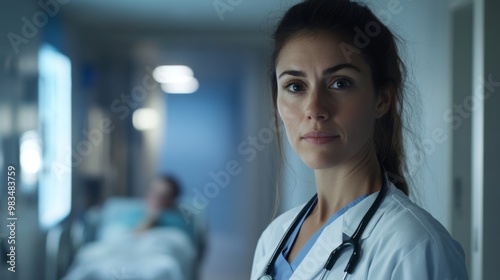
<box><xmin>259</xmin><ymin>171</ymin><xmax>389</xmax><ymax>280</ymax></box>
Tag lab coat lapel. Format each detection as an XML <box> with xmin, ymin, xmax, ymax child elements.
<box><xmin>253</xmin><ymin>248</ymin><xmax>277</xmax><ymax>277</ymax></box>
<box><xmin>289</xmin><ymin>191</ymin><xmax>382</xmax><ymax>280</ymax></box>
<box><xmin>253</xmin><ymin>215</ymin><xmax>297</xmax><ymax>277</ymax></box>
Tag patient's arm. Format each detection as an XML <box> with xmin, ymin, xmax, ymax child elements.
<box><xmin>135</xmin><ymin>214</ymin><xmax>159</xmax><ymax>233</ymax></box>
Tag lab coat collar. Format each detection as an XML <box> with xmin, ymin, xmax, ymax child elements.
<box><xmin>342</xmin><ymin>170</ymin><xmax>393</xmax><ymax>239</ymax></box>
<box><xmin>342</xmin><ymin>189</ymin><xmax>384</xmax><ymax>239</ymax></box>
<box><xmin>290</xmin><ymin>181</ymin><xmax>394</xmax><ymax>280</ymax></box>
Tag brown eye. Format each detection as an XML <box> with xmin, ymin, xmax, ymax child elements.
<box><xmin>330</xmin><ymin>78</ymin><xmax>353</xmax><ymax>90</ymax></box>
<box><xmin>285</xmin><ymin>83</ymin><xmax>304</xmax><ymax>93</ymax></box>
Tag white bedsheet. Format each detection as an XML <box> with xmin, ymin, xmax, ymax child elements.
<box><xmin>63</xmin><ymin>228</ymin><xmax>196</xmax><ymax>280</ymax></box>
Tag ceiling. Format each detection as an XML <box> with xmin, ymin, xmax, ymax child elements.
<box><xmin>64</xmin><ymin>0</ymin><xmax>301</xmax><ymax>33</ymax></box>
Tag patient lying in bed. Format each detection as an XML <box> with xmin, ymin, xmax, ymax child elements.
<box><xmin>63</xmin><ymin>176</ymin><xmax>200</xmax><ymax>280</ymax></box>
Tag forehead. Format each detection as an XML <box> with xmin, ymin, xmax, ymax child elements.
<box><xmin>276</xmin><ymin>31</ymin><xmax>370</xmax><ymax>73</ymax></box>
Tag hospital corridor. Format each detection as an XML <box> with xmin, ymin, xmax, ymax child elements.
<box><xmin>0</xmin><ymin>0</ymin><xmax>499</xmax><ymax>279</ymax></box>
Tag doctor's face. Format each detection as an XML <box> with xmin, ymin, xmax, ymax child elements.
<box><xmin>275</xmin><ymin>31</ymin><xmax>389</xmax><ymax>169</ymax></box>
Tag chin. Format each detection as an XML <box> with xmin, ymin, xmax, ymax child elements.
<box><xmin>301</xmin><ymin>153</ymin><xmax>342</xmax><ymax>170</ymax></box>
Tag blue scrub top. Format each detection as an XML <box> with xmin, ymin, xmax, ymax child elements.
<box><xmin>272</xmin><ymin>195</ymin><xmax>368</xmax><ymax>280</ymax></box>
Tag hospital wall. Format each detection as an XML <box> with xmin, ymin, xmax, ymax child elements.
<box><xmin>0</xmin><ymin>1</ymin><xmax>45</xmax><ymax>280</ymax></box>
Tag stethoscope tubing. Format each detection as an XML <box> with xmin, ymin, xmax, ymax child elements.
<box><xmin>260</xmin><ymin>169</ymin><xmax>389</xmax><ymax>280</ymax></box>
<box><xmin>320</xmin><ymin>178</ymin><xmax>389</xmax><ymax>278</ymax></box>
<box><xmin>261</xmin><ymin>194</ymin><xmax>318</xmax><ymax>276</ymax></box>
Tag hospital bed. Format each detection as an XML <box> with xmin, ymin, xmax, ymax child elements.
<box><xmin>55</xmin><ymin>197</ymin><xmax>205</xmax><ymax>280</ymax></box>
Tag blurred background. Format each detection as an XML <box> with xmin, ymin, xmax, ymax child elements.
<box><xmin>0</xmin><ymin>0</ymin><xmax>498</xmax><ymax>279</ymax></box>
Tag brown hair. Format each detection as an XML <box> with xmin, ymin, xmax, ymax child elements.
<box><xmin>270</xmin><ymin>0</ymin><xmax>410</xmax><ymax>195</ymax></box>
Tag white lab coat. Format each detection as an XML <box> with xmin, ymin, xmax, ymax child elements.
<box><xmin>251</xmin><ymin>183</ymin><xmax>468</xmax><ymax>280</ymax></box>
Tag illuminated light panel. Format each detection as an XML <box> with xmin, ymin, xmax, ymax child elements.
<box><xmin>153</xmin><ymin>65</ymin><xmax>198</xmax><ymax>94</ymax></box>
<box><xmin>161</xmin><ymin>76</ymin><xmax>199</xmax><ymax>94</ymax></box>
<box><xmin>133</xmin><ymin>108</ymin><xmax>159</xmax><ymax>130</ymax></box>
<box><xmin>20</xmin><ymin>131</ymin><xmax>42</xmax><ymax>174</ymax></box>
<box><xmin>153</xmin><ymin>65</ymin><xmax>193</xmax><ymax>83</ymax></box>
<box><xmin>38</xmin><ymin>43</ymin><xmax>72</xmax><ymax>230</ymax></box>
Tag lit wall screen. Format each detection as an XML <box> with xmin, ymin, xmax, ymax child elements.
<box><xmin>38</xmin><ymin>44</ymin><xmax>72</xmax><ymax>229</ymax></box>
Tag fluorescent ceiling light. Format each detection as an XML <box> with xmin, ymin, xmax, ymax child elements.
<box><xmin>153</xmin><ymin>65</ymin><xmax>198</xmax><ymax>94</ymax></box>
<box><xmin>133</xmin><ymin>108</ymin><xmax>159</xmax><ymax>130</ymax></box>
<box><xmin>153</xmin><ymin>65</ymin><xmax>194</xmax><ymax>84</ymax></box>
<box><xmin>161</xmin><ymin>76</ymin><xmax>199</xmax><ymax>94</ymax></box>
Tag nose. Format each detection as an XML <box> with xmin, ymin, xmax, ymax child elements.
<box><xmin>305</xmin><ymin>89</ymin><xmax>330</xmax><ymax>121</ymax></box>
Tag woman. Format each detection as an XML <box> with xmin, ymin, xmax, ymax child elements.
<box><xmin>251</xmin><ymin>0</ymin><xmax>468</xmax><ymax>279</ymax></box>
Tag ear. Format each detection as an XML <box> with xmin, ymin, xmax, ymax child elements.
<box><xmin>374</xmin><ymin>89</ymin><xmax>392</xmax><ymax>119</ymax></box>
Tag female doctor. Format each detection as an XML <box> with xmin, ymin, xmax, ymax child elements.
<box><xmin>251</xmin><ymin>0</ymin><xmax>468</xmax><ymax>279</ymax></box>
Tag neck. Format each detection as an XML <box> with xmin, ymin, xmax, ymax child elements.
<box><xmin>312</xmin><ymin>149</ymin><xmax>382</xmax><ymax>223</ymax></box>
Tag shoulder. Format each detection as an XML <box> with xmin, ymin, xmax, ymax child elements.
<box><xmin>368</xmin><ymin>185</ymin><xmax>468</xmax><ymax>278</ymax></box>
<box><xmin>379</xmin><ymin>186</ymin><xmax>457</xmax><ymax>245</ymax></box>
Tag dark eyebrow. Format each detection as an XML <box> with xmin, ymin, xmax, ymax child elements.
<box><xmin>278</xmin><ymin>70</ymin><xmax>306</xmax><ymax>79</ymax></box>
<box><xmin>278</xmin><ymin>63</ymin><xmax>361</xmax><ymax>79</ymax></box>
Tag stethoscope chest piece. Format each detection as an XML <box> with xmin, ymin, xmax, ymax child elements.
<box><xmin>258</xmin><ymin>275</ymin><xmax>273</xmax><ymax>280</ymax></box>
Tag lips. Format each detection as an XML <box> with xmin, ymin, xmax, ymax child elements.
<box><xmin>301</xmin><ymin>131</ymin><xmax>339</xmax><ymax>144</ymax></box>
